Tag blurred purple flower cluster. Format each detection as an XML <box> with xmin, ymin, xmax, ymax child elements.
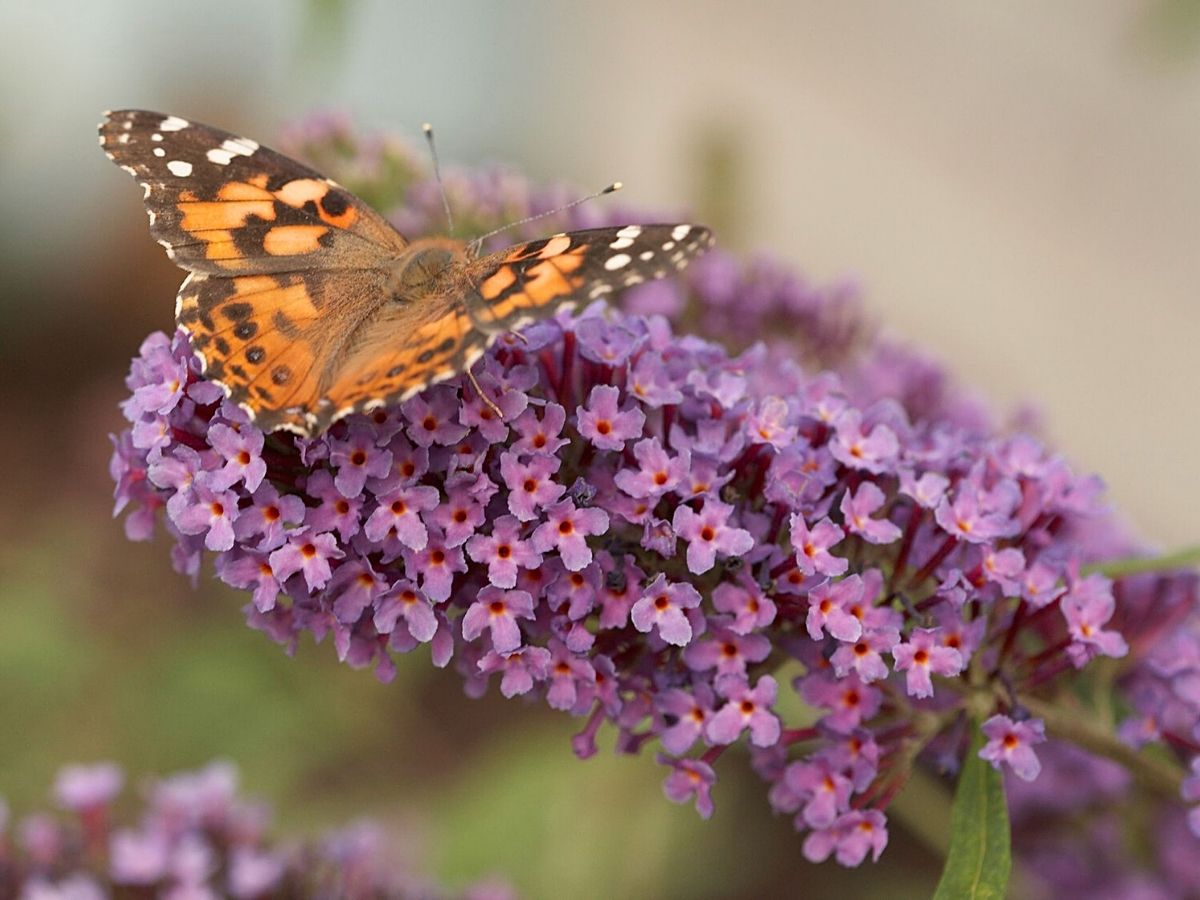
<box><xmin>1</xmin><ymin>762</ymin><xmax>511</xmax><ymax>899</ymax></box>
<box><xmin>109</xmin><ymin>117</ymin><xmax>1199</xmax><ymax>872</ymax></box>
<box><xmin>1008</xmin><ymin>741</ymin><xmax>1200</xmax><ymax>898</ymax></box>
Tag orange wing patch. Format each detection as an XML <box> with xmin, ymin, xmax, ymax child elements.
<box><xmin>479</xmin><ymin>264</ymin><xmax>516</xmax><ymax>300</ymax></box>
<box><xmin>271</xmin><ymin>177</ymin><xmax>360</xmax><ymax>229</ymax></box>
<box><xmin>262</xmin><ymin>224</ymin><xmax>328</xmax><ymax>256</ymax></box>
<box><xmin>518</xmin><ymin>251</ymin><xmax>585</xmax><ymax>304</ymax></box>
<box><xmin>177</xmin><ymin>187</ymin><xmax>275</xmax><ymax>232</ymax></box>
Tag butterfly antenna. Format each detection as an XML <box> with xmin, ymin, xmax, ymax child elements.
<box><xmin>422</xmin><ymin>122</ymin><xmax>454</xmax><ymax>233</ymax></box>
<box><xmin>468</xmin><ymin>181</ymin><xmax>623</xmax><ymax>255</ymax></box>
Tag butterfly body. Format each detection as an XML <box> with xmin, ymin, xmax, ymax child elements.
<box><xmin>100</xmin><ymin>110</ymin><xmax>713</xmax><ymax>436</ymax></box>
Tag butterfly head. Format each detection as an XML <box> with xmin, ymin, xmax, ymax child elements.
<box><xmin>386</xmin><ymin>239</ymin><xmax>468</xmax><ymax>298</ymax></box>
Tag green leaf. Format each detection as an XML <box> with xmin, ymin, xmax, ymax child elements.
<box><xmin>932</xmin><ymin>722</ymin><xmax>1012</xmax><ymax>900</ymax></box>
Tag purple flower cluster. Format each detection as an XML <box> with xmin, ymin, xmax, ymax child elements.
<box><xmin>112</xmin><ymin>294</ymin><xmax>1162</xmax><ymax>867</ymax></box>
<box><xmin>109</xmin><ymin>120</ymin><xmax>1200</xmax><ymax>872</ymax></box>
<box><xmin>0</xmin><ymin>762</ymin><xmax>512</xmax><ymax>899</ymax></box>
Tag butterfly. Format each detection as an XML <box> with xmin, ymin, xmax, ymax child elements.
<box><xmin>99</xmin><ymin>110</ymin><xmax>714</xmax><ymax>437</ymax></box>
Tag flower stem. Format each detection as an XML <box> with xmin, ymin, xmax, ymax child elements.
<box><xmin>1084</xmin><ymin>545</ymin><xmax>1200</xmax><ymax>579</ymax></box>
<box><xmin>1017</xmin><ymin>693</ymin><xmax>1184</xmax><ymax>800</ymax></box>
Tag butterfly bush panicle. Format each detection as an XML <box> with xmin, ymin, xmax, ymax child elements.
<box><xmin>1</xmin><ymin>762</ymin><xmax>513</xmax><ymax>899</ymax></box>
<box><xmin>111</xmin><ymin>125</ymin><xmax>1200</xmax><ymax>871</ymax></box>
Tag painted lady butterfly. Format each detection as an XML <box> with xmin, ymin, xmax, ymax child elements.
<box><xmin>99</xmin><ymin>110</ymin><xmax>713</xmax><ymax>437</ymax></box>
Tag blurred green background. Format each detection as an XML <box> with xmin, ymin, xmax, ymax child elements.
<box><xmin>1</xmin><ymin>2</ymin><xmax>1198</xmax><ymax>897</ymax></box>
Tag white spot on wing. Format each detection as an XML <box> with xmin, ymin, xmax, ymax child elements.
<box><xmin>604</xmin><ymin>253</ymin><xmax>631</xmax><ymax>271</ymax></box>
<box><xmin>167</xmin><ymin>160</ymin><xmax>193</xmax><ymax>177</ymax></box>
<box><xmin>671</xmin><ymin>224</ymin><xmax>691</xmax><ymax>241</ymax></box>
<box><xmin>159</xmin><ymin>116</ymin><xmax>189</xmax><ymax>132</ymax></box>
<box><xmin>151</xmin><ymin>133</ymin><xmax>163</xmax><ymax>142</ymax></box>
<box><xmin>610</xmin><ymin>225</ymin><xmax>642</xmax><ymax>250</ymax></box>
<box><xmin>153</xmin><ymin>147</ymin><xmax>165</xmax><ymax>157</ymax></box>
<box><xmin>207</xmin><ymin>137</ymin><xmax>258</xmax><ymax>165</ymax></box>
<box><xmin>639</xmin><ymin>251</ymin><xmax>654</xmax><ymax>261</ymax></box>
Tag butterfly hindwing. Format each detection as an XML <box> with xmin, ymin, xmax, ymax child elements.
<box><xmin>469</xmin><ymin>224</ymin><xmax>714</xmax><ymax>331</ymax></box>
<box><xmin>317</xmin><ymin>304</ymin><xmax>477</xmax><ymax>430</ymax></box>
<box><xmin>176</xmin><ymin>268</ymin><xmax>395</xmax><ymax>434</ymax></box>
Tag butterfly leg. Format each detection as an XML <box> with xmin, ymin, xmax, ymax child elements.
<box><xmin>458</xmin><ymin>299</ymin><xmax>519</xmax><ymax>419</ymax></box>
<box><xmin>465</xmin><ymin>360</ymin><xmax>504</xmax><ymax>420</ymax></box>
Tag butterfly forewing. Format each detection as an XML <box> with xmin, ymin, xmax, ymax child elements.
<box><xmin>470</xmin><ymin>224</ymin><xmax>714</xmax><ymax>332</ymax></box>
<box><xmin>99</xmin><ymin>110</ymin><xmax>406</xmax><ymax>274</ymax></box>
<box><xmin>101</xmin><ymin>110</ymin><xmax>714</xmax><ymax>436</ymax></box>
